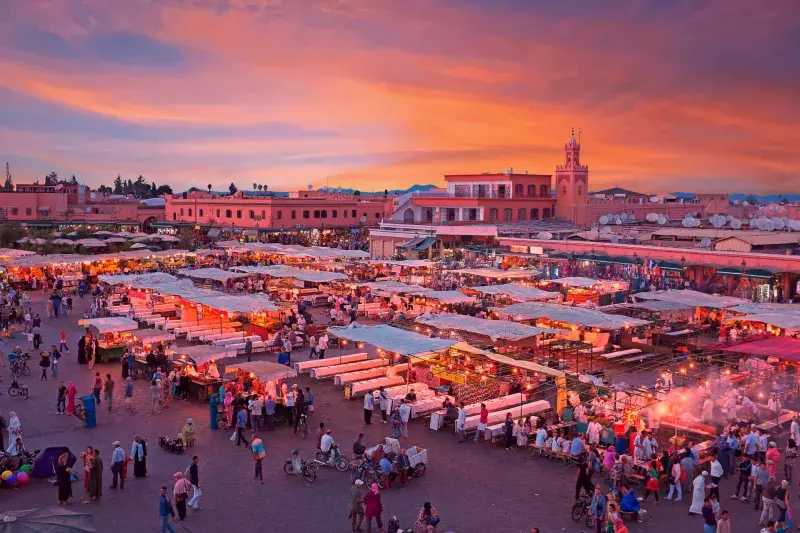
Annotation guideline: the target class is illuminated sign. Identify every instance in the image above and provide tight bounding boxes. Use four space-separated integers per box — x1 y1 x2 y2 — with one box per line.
431 365 467 384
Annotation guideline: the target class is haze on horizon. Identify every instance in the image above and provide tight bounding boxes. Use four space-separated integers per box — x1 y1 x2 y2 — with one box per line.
0 0 798 195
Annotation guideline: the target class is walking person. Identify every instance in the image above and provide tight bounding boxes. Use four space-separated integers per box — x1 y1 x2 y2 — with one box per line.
760 476 777 525
104 374 115 411
39 351 50 381
173 472 191 521
56 382 67 414
308 333 318 359
784 439 797 482
378 386 390 423
131 437 147 478
708 454 724 500
701 499 717 533
399 399 410 438
235 406 249 447
124 377 134 411
590 486 607 533
348 479 365 532
317 333 328 359
666 454 683 501
264 395 275 431
51 346 59 377
363 482 383 533
733 454 751 501
110 441 126 490
187 456 201 510
56 452 73 505
92 372 102 404
456 402 468 442
158 486 177 533
151 379 161 414
474 403 488 443
252 434 265 484
59 330 69 353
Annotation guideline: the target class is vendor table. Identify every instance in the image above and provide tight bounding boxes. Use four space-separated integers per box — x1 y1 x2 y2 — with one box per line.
97 344 126 363
186 377 222 402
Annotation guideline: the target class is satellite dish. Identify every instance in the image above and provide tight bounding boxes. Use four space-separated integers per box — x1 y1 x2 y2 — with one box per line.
307 184 313 191
620 213 628 221
599 215 609 225
649 196 659 203
628 214 636 221
610 235 619 243
360 215 367 223
536 231 553 240
657 215 667 225
700 237 712 248
601 226 612 234
84 207 91 214
616 218 622 225
730 219 742 229
765 220 775 231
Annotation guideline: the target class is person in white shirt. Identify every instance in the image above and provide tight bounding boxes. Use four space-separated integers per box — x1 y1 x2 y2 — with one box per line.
317 334 328 359
666 457 682 501
792 416 800 445
456 403 468 442
535 427 548 448
768 394 782 417
320 429 335 453
399 400 411 438
702 397 715 423
363 389 375 425
587 419 601 446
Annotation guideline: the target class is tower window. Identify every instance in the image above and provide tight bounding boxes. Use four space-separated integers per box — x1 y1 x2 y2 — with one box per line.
527 184 535 197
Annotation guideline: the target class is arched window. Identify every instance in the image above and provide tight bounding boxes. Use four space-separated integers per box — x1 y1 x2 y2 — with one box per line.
530 208 539 220
540 185 549 197
488 208 498 221
199 209 204 217
528 184 536 197
517 208 526 221
542 208 551 219
503 208 513 221
225 209 232 218
514 184 523 197
403 209 414 223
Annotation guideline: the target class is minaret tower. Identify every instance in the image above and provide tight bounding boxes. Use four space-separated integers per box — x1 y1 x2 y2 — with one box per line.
554 128 589 225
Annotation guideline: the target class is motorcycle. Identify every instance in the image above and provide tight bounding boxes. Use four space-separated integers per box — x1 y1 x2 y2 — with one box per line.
283 449 317 484
314 444 350 472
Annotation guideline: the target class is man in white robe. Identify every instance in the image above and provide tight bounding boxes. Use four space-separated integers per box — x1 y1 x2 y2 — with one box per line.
587 419 601 446
689 471 708 514
791 416 800 445
702 397 714 423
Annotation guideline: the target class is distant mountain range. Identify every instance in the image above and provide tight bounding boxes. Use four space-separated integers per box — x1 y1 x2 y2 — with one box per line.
318 184 439 196
672 192 800 203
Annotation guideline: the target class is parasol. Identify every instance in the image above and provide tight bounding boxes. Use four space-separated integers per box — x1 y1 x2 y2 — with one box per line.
0 507 96 532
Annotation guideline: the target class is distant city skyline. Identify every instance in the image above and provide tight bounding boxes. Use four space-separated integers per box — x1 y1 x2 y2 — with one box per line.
0 1 797 194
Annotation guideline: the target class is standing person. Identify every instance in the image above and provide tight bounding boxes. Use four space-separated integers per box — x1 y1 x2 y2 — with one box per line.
760 476 777 525
305 386 315 414
349 479 365 532
187 456 201 510
701 499 717 533
32 323 41 349
264 396 275 431
666 453 683 501
294 386 305 434
66 381 77 416
158 486 176 533
59 330 69 353
503 412 515 450
717 510 731 533
89 449 103 502
251 434 265 484
51 345 59 377
774 479 790 530
456 402 468 442
590 486 607 533
363 389 374 425
124 377 134 411
733 454 752 500
249 395 263 431
282 337 293 366
399 399 410 438
784 439 797 481
709 454 724 500
363 483 383 533
766 441 781 478
56 381 67 415
131 437 147 478
151 379 161 413
317 333 328 359
235 406 249 447
752 462 769 508
173 472 191 521
110 441 126 490
56 452 72 505
77 335 86 365
390 407 403 440
377 386 389 424
284 386 295 427
92 372 102 404
39 351 50 381
104 374 115 411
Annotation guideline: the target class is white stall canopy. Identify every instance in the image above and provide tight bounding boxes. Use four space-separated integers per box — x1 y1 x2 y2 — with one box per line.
450 268 539 279
491 302 649 330
327 324 456 356
78 317 140 334
633 289 749 309
466 283 559 302
415 313 555 341
226 360 298 381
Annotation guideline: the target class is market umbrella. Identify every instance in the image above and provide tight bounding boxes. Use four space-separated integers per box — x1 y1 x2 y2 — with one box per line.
0 507 96 532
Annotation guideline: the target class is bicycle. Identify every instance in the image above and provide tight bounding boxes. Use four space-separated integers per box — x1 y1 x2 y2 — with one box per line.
571 490 594 527
7 379 28 399
295 414 308 439
10 358 30 378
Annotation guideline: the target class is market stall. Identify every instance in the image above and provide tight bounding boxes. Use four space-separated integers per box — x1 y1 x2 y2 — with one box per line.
78 317 139 363
463 283 560 303
175 345 238 401
542 277 629 306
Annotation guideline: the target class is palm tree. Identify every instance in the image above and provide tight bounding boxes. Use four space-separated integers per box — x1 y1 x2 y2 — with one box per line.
257 185 263 191
207 184 212 193
262 184 268 192
252 182 257 190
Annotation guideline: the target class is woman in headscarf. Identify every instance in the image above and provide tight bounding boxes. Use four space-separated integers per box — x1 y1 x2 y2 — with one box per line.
77 334 86 365
363 482 383 532
88 448 102 502
179 418 195 446
689 471 708 515
65 381 77 416
224 391 234 427
8 411 21 439
413 501 440 533
80 446 95 501
56 452 72 505
130 437 147 478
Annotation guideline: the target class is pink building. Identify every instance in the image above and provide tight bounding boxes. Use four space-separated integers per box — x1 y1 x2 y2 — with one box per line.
164 189 392 231
0 183 164 230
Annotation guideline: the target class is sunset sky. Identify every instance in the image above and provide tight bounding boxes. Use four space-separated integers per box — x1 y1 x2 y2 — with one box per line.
0 0 798 194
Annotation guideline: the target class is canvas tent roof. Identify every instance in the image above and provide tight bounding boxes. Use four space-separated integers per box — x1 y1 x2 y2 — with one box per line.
128 328 174 344
225 361 297 382
491 302 649 329
466 283 559 302
78 317 139 334
231 265 348 282
450 267 539 279
726 313 800 331
327 324 456 355
415 313 552 341
633 289 749 309
177 268 250 283
362 281 431 295
176 344 238 366
418 291 476 304
720 337 800 362
366 259 439 268
546 276 600 288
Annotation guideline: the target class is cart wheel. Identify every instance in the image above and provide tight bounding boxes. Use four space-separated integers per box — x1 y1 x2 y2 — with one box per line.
315 451 326 463
302 465 317 484
413 463 426 477
8 386 19 396
21 364 30 377
283 462 295 475
198 389 207 403
335 457 350 472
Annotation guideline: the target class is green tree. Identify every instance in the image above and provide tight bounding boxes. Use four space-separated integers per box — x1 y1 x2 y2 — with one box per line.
113 175 123 194
44 172 59 185
155 185 173 196
354 190 361 196
151 182 157 196
60 207 75 224
97 185 112 194
0 223 24 246
228 183 238 195
69 174 78 184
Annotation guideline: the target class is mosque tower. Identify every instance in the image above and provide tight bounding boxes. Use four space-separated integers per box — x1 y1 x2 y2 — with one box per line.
554 128 589 226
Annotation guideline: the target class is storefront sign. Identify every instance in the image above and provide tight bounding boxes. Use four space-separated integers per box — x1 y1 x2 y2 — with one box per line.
431 365 467 384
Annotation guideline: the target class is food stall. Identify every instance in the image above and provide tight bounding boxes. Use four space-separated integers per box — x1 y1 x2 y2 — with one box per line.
462 283 560 304
176 345 238 402
78 317 140 363
224 361 299 422
542 277 629 306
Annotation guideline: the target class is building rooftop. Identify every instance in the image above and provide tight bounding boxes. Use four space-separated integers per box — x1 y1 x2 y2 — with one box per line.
589 187 648 197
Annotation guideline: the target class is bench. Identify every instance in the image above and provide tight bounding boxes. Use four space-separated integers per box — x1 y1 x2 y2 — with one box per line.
601 348 642 360
295 353 368 374
619 353 655 364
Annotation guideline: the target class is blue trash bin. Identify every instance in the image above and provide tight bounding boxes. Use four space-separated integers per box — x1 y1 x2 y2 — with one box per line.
615 436 628 455
80 395 97 428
